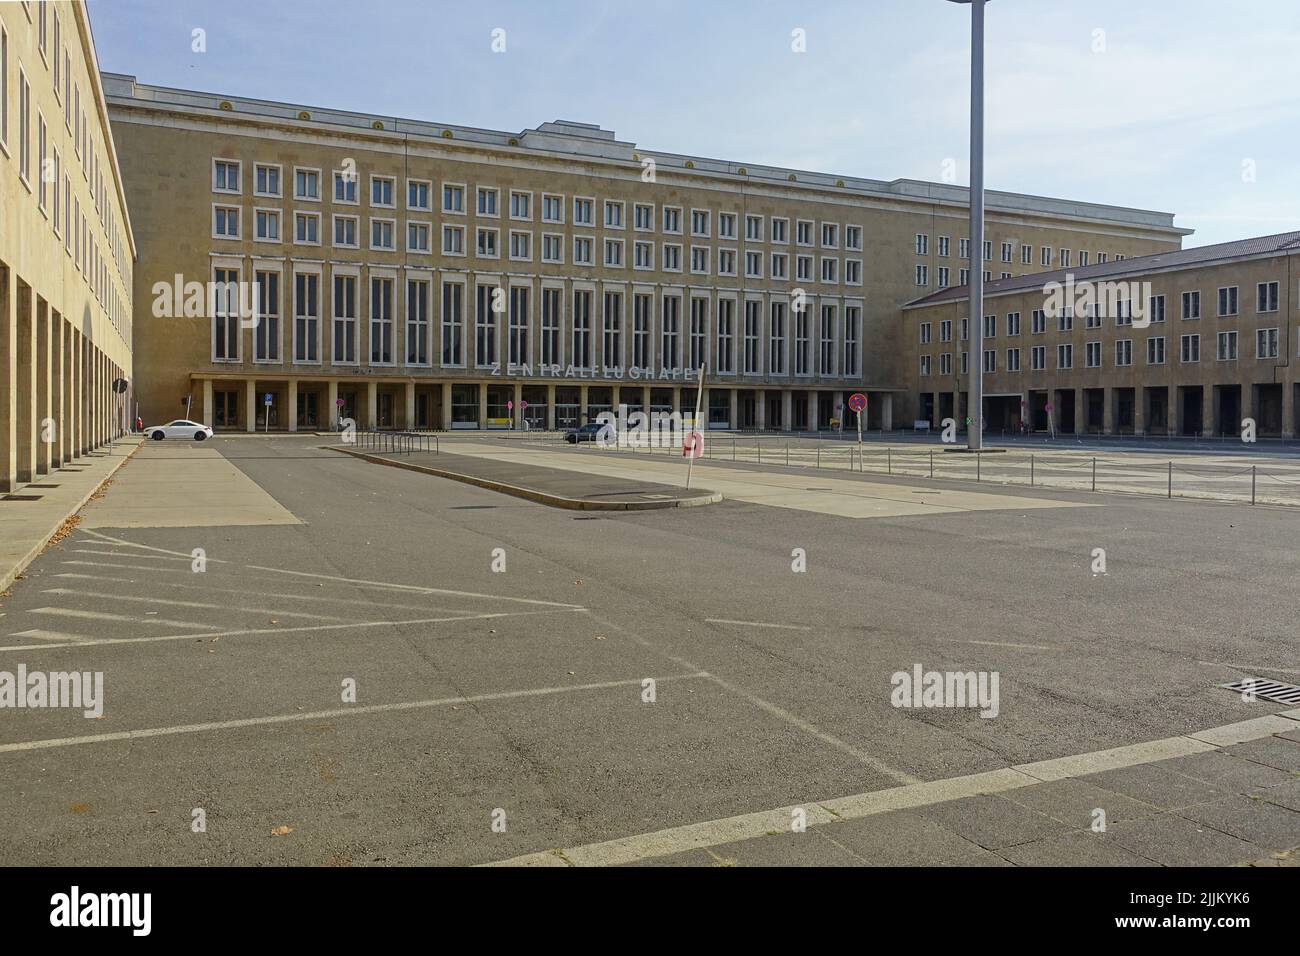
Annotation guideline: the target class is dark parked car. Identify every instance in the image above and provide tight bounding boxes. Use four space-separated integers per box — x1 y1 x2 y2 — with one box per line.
564 423 605 444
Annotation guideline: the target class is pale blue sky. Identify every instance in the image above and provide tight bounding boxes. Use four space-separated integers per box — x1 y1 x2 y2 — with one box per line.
89 0 1300 247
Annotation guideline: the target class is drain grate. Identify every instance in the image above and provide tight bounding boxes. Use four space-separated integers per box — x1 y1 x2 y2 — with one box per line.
1220 678 1300 706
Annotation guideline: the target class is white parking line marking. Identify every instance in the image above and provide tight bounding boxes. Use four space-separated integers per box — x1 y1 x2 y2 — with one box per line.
65 550 191 562
945 639 1061 651
486 710 1298 867
0 607 585 652
61 561 187 574
9 629 99 643
704 619 813 632
0 672 711 754
30 607 219 630
41 589 349 623
80 529 583 608
52 574 469 614
1197 660 1300 677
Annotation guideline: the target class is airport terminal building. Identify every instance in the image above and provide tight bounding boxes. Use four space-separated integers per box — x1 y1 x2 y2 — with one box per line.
906 232 1300 438
101 74 1187 433
0 2 135 491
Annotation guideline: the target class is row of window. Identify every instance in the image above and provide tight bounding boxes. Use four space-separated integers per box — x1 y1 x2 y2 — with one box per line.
211 205 866 282
1 5 131 341
914 234 1128 269
211 159 866 248
919 330 1284 377
209 267 862 378
917 283 1288 345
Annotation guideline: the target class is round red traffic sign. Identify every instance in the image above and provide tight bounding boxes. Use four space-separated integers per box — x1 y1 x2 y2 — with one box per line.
520 400 529 410
847 393 867 413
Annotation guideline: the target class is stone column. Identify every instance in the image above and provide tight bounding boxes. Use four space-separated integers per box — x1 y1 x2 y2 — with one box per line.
288 379 300 432
36 304 53 476
1102 387 1114 435
366 381 378 429
0 267 15 491
1282 382 1295 440
808 390 819 433
756 390 767 431
477 381 488 429
781 390 792 432
1074 387 1086 435
405 381 417 431
16 284 36 481
1134 388 1145 436
327 380 339 430
1202 385 1215 438
512 381 523 429
728 388 738 429
245 379 257 433
55 315 68 465
441 381 452 430
579 384 589 424
1240 382 1255 438
881 393 894 432
202 380 215 429
671 386 681 416
546 382 557 431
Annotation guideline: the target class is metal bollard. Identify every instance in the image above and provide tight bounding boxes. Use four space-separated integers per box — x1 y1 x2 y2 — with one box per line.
930 449 934 479
887 447 892 475
1252 465 1256 505
1167 461 1172 499
1092 457 1096 492
1030 454 1034 486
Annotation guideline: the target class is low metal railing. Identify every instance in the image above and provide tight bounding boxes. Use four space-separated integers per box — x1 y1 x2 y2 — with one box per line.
354 428 438 455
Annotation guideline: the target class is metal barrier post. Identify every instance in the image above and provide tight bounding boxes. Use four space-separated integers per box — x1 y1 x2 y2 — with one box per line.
977 452 981 482
1092 457 1096 492
1030 454 1034 486
786 442 789 466
817 445 821 469
930 449 934 479
757 440 761 464
1167 461 1172 499
1252 465 1256 505
887 447 892 475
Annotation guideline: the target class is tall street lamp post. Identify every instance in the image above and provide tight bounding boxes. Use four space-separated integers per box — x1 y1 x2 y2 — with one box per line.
949 0 988 451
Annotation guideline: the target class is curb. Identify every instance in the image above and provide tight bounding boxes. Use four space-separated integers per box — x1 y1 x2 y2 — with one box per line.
322 445 723 511
0 438 143 595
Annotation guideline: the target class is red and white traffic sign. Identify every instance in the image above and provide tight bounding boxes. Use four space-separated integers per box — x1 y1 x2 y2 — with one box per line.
507 400 514 411
682 431 704 459
520 400 529 410
848 393 868 414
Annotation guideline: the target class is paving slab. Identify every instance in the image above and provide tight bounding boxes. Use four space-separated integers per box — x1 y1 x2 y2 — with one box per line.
917 793 1069 850
1176 795 1300 852
997 829 1152 867
1081 763 1229 810
812 809 989 865
1000 778 1159 828
1258 779 1300 813
1156 750 1295 793
330 446 720 510
1104 813 1263 866
1224 736 1300 773
0 438 140 593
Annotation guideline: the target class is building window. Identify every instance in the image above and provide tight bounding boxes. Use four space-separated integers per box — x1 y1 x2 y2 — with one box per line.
661 295 680 371
295 212 321 245
1178 333 1198 363
604 238 624 268
542 194 563 223
475 284 498 368
255 208 280 241
772 218 789 244
369 276 394 365
443 183 465 213
843 306 860 377
714 298 734 374
633 240 654 270
1217 286 1238 317
690 246 709 275
1145 336 1165 365
334 170 358 203
573 197 594 226
915 264 928 286
407 221 431 253
602 291 622 370
442 225 465 256
1057 343 1073 369
254 270 280 362
1257 327 1279 358
633 293 651 369
213 159 240 193
634 203 654 231
1257 281 1280 313
572 236 593 265
476 227 498 258
1149 294 1166 323
407 179 431 211
818 304 836 376
294 272 320 363
1115 339 1133 366
1217 330 1238 361
477 187 499 217
772 253 789 280
294 168 320 200
18 69 30 184
541 233 563 264
254 163 281 197
541 287 562 366
572 289 593 369
822 223 839 248
509 190 531 220
509 230 531 261
212 267 240 360
333 215 358 248
332 273 358 365
508 286 529 367
405 279 430 366
690 208 710 237
820 257 838 283
746 215 764 243
604 200 624 229
718 248 736 277
1181 290 1201 320
746 252 763 279
213 205 240 238
797 255 813 281
689 298 708 371
1031 345 1045 370
769 301 786 375
1006 348 1020 372
440 281 464 366
796 220 813 246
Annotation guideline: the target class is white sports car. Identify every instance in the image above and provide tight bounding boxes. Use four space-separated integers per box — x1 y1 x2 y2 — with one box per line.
146 420 214 441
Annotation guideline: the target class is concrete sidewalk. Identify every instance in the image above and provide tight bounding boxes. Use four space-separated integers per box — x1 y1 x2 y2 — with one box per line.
0 436 141 594
327 445 722 510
